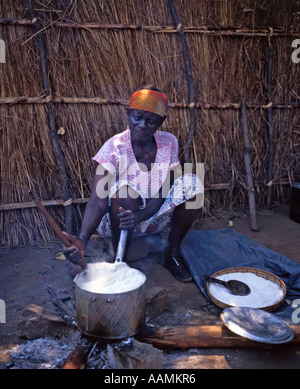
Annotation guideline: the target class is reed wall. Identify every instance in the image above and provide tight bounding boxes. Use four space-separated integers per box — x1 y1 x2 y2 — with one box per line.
0 0 299 245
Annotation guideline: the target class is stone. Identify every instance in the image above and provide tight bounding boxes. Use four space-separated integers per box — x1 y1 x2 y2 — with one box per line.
146 286 168 319
17 304 70 340
107 338 163 369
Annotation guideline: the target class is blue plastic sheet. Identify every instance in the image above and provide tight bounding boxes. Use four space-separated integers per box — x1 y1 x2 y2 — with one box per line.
180 229 300 323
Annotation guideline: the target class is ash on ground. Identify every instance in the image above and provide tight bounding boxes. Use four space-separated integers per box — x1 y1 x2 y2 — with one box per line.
8 332 81 369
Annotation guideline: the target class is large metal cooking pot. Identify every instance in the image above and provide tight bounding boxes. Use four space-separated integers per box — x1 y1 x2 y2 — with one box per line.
74 269 146 339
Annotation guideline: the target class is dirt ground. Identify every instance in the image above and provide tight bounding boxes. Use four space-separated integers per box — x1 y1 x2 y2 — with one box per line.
1 204 300 369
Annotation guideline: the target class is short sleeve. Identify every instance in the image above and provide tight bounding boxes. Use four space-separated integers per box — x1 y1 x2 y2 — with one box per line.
92 137 120 176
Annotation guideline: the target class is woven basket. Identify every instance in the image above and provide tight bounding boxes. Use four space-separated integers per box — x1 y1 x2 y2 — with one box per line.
206 267 286 312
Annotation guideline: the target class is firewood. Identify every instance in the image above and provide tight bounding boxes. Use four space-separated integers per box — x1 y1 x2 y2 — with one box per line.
61 339 94 369
137 324 300 349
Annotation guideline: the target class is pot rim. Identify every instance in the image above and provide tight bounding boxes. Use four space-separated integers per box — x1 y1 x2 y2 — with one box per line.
74 271 147 297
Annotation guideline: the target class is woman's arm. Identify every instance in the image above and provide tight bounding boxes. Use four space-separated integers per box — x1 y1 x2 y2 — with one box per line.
63 166 111 265
79 167 111 245
118 195 164 230
118 164 180 229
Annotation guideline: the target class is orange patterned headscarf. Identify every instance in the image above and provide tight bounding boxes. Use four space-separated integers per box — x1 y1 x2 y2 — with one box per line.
129 89 168 117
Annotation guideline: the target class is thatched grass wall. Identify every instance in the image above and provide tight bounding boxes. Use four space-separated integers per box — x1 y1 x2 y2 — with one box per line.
0 0 300 245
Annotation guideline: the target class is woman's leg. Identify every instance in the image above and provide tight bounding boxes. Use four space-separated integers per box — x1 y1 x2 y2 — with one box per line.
164 196 199 282
167 195 198 253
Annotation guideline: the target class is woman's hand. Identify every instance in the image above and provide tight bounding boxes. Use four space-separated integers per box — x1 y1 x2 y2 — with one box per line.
62 232 87 269
118 207 138 230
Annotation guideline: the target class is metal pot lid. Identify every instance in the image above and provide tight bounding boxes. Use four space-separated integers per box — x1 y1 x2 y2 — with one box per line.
220 307 294 344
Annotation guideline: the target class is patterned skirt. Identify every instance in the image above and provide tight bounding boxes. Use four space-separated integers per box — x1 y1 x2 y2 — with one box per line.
96 173 204 240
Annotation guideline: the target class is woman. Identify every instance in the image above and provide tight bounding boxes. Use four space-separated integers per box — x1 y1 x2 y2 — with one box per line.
63 85 204 282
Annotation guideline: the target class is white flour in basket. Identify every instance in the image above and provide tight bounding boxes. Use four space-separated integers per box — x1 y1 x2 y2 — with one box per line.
77 262 146 294
208 272 284 308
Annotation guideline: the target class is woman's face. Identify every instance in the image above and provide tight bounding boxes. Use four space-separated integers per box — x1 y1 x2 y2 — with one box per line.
127 109 165 144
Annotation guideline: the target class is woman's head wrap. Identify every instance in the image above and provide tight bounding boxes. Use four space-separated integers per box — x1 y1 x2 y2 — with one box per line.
129 89 168 117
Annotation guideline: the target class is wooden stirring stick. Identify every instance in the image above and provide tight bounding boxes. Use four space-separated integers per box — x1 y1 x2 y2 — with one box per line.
28 190 86 269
